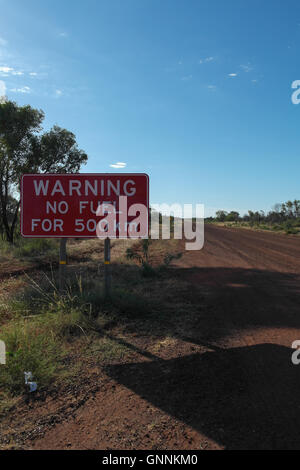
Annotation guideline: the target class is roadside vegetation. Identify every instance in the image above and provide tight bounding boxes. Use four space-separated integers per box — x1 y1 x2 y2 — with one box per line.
0 237 59 262
206 200 300 235
0 99 186 422
0 99 87 244
0 236 184 416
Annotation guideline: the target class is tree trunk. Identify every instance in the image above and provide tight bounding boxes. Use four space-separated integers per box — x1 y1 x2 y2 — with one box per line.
0 172 18 243
9 201 20 244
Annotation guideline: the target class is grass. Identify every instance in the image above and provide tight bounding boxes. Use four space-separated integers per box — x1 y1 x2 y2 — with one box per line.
16 239 58 258
126 238 183 278
215 220 300 235
0 271 103 402
86 336 132 361
0 279 100 400
0 238 58 262
0 316 61 395
0 237 185 417
0 270 154 402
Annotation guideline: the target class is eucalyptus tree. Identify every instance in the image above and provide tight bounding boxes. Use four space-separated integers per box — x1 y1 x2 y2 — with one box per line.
0 101 88 242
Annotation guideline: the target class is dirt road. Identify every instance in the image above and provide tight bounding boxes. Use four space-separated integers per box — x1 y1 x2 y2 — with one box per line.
24 225 300 449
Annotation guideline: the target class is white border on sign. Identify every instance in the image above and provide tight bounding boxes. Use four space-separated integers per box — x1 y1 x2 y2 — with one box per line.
20 173 149 239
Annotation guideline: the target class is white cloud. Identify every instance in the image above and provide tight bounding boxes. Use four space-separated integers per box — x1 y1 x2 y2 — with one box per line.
0 66 24 76
181 75 193 81
10 86 31 94
199 56 215 64
110 162 127 169
29 72 38 76
228 73 237 77
207 85 217 90
0 80 6 96
58 32 68 38
0 37 7 47
55 89 63 97
0 66 13 73
240 64 252 73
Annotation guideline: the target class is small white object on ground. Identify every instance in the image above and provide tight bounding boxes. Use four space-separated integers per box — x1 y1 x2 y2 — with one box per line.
24 371 33 384
28 382 38 392
24 371 38 392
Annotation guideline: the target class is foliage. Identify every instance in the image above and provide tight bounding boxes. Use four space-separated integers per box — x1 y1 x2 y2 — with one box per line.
16 239 58 258
0 317 61 394
213 200 300 234
0 101 88 243
126 239 155 276
0 237 58 264
0 273 103 396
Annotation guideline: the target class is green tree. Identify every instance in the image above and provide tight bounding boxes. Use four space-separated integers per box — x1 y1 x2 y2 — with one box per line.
226 211 240 222
0 101 88 243
0 193 18 239
215 210 228 222
281 203 287 218
286 200 294 218
293 200 300 218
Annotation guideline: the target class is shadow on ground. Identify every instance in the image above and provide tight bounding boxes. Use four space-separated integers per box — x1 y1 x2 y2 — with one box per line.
104 264 300 449
106 343 300 450
118 266 300 344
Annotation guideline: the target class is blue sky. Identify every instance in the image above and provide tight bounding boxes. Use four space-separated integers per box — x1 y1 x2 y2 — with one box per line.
0 0 300 216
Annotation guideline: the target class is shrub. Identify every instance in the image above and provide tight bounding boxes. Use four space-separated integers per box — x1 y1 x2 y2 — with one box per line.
126 239 151 265
163 252 182 267
17 239 58 258
285 227 298 235
109 288 152 318
0 317 60 394
0 304 97 396
0 269 154 399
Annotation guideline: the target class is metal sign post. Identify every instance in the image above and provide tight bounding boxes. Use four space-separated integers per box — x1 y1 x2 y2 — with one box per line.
104 238 111 297
59 238 67 293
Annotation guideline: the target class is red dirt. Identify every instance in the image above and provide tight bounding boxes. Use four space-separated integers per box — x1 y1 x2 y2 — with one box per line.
13 225 300 449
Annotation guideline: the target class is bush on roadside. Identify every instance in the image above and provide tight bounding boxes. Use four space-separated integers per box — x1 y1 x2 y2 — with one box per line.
0 238 58 262
0 317 61 394
109 288 153 318
0 273 107 397
285 227 298 235
0 265 156 400
16 239 58 258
